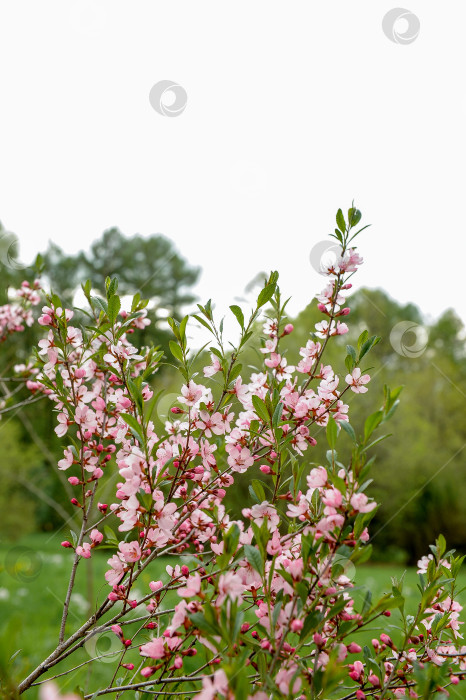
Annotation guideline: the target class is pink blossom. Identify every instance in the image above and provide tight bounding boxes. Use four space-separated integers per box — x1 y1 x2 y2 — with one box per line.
203 353 222 377
118 540 141 563
307 466 328 488
178 380 204 406
76 543 91 559
193 669 228 700
140 637 165 659
178 573 202 598
322 488 343 508
217 572 245 603
345 367 371 393
226 445 254 473
350 492 377 513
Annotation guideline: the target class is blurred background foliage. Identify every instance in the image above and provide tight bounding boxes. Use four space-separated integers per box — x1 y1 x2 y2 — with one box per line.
1 227 465 564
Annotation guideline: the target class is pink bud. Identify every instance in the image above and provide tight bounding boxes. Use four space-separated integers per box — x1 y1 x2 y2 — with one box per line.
284 323 294 334
174 656 183 669
313 633 325 646
380 633 393 647
291 619 303 633
124 639 132 646
74 368 86 378
347 642 362 654
149 580 163 592
240 623 250 633
98 503 108 513
181 565 189 577
90 529 103 544
122 663 134 671
451 676 460 685
260 465 272 474
108 592 119 601
356 692 366 700
371 638 379 649
92 468 104 479
61 541 72 548
170 407 184 414
368 674 380 687
68 476 80 485
341 307 350 315
140 667 154 678
111 625 123 637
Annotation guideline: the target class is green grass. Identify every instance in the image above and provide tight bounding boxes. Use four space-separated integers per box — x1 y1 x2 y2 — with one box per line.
1 535 466 698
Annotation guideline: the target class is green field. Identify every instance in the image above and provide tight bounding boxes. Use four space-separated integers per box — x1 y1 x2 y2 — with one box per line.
1 534 466 699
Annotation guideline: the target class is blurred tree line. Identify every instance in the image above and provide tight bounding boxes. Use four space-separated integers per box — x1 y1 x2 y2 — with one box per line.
1 224 465 563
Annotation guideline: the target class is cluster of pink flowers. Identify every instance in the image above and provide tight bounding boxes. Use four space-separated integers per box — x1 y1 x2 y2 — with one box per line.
0 279 41 343
13 209 466 699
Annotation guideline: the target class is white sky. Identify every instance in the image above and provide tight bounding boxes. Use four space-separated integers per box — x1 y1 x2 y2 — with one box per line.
1 1 465 344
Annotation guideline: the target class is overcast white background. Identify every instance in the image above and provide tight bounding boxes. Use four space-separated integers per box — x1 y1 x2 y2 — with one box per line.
1 1 465 342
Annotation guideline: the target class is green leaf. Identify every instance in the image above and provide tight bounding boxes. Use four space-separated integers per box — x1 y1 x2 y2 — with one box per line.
244 544 263 575
251 479 266 502
120 413 144 443
257 283 276 308
91 296 108 315
348 207 362 228
229 305 245 329
169 341 184 364
364 410 383 442
326 416 339 449
107 295 121 324
252 395 270 425
192 314 213 333
336 208 346 234
228 363 243 384
339 420 357 443
272 401 283 427
359 335 380 361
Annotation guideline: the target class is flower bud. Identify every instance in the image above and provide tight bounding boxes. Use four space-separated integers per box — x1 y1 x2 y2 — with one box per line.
61 541 72 548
